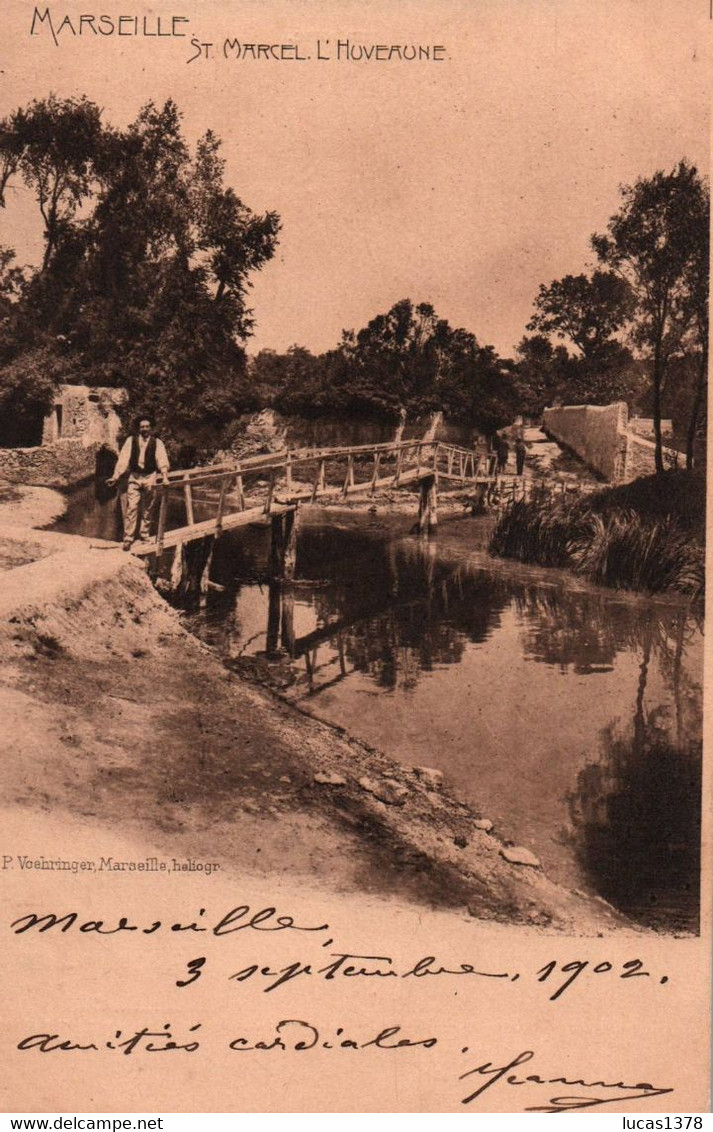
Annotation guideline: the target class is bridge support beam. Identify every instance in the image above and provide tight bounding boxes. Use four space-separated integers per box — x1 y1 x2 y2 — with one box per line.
417 474 438 535
168 534 216 600
269 507 299 580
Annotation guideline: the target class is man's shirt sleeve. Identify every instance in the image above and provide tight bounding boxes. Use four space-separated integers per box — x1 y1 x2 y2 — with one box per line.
113 438 132 478
155 440 170 474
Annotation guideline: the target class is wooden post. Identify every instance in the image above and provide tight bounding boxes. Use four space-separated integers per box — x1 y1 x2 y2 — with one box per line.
285 453 293 493
269 507 298 580
312 458 326 502
447 448 454 476
183 473 194 526
169 541 184 593
265 468 276 515
394 446 403 486
199 537 215 599
370 450 381 493
266 581 281 657
283 507 299 580
269 513 284 579
215 476 227 536
236 468 245 510
342 453 354 496
156 484 168 555
417 474 438 535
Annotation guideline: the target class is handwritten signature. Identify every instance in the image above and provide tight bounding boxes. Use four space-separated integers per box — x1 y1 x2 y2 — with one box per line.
459 1049 673 1113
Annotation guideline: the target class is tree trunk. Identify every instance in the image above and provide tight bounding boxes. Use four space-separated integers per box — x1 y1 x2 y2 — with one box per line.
686 346 707 472
652 341 665 475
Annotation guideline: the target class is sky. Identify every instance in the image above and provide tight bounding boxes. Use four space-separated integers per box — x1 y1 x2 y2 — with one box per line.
1 0 711 359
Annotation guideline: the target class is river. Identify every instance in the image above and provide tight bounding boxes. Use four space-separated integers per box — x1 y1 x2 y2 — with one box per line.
52 484 703 933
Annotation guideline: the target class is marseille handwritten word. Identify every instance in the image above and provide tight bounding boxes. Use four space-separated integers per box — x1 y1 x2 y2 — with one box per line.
9 903 329 937
30 7 191 46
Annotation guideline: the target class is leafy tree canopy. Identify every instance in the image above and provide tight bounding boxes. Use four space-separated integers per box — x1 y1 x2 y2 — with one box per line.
592 159 709 470
252 299 518 434
0 95 281 446
527 270 634 361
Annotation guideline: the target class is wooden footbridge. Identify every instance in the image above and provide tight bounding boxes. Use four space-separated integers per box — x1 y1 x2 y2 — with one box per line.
131 439 499 577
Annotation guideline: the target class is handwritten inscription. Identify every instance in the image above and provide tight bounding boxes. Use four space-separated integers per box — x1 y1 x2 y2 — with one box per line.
6 897 680 1111
10 903 329 937
458 1050 673 1113
7 903 670 1000
14 1025 674 1112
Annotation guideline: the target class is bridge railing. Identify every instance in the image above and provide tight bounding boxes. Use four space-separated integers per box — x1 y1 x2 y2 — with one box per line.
144 438 493 555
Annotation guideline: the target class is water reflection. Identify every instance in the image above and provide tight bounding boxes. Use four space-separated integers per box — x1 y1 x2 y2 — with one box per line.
185 516 702 932
570 722 701 933
569 620 702 932
51 486 703 932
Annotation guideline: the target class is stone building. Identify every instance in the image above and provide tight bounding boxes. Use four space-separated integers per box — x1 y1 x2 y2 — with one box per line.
0 384 125 487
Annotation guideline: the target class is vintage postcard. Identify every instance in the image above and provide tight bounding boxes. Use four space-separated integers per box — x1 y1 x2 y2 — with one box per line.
1 0 711 1116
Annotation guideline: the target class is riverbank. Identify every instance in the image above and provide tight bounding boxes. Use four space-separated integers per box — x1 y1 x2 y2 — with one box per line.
0 482 634 934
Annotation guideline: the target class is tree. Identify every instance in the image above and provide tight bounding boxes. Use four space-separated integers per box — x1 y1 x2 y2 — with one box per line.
0 95 104 272
514 334 574 413
527 270 633 362
592 161 709 472
330 299 516 429
0 348 62 446
0 97 281 447
680 210 709 470
525 270 639 407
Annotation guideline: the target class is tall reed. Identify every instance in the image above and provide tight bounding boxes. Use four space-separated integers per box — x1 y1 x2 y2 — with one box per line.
489 498 704 596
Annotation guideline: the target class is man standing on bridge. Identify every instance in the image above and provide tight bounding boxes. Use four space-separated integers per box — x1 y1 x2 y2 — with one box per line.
107 415 170 550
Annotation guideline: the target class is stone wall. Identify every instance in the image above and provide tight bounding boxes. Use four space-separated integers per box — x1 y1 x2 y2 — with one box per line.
623 433 679 480
543 401 681 483
0 439 99 486
628 417 673 439
542 402 629 481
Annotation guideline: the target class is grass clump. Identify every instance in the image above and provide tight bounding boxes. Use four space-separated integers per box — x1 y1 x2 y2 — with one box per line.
489 496 589 568
490 496 703 597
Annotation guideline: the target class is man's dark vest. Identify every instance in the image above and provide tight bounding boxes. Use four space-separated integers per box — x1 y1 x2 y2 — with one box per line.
129 435 158 475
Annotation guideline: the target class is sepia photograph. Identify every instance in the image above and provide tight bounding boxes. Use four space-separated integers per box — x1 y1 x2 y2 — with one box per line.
1 0 711 1115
